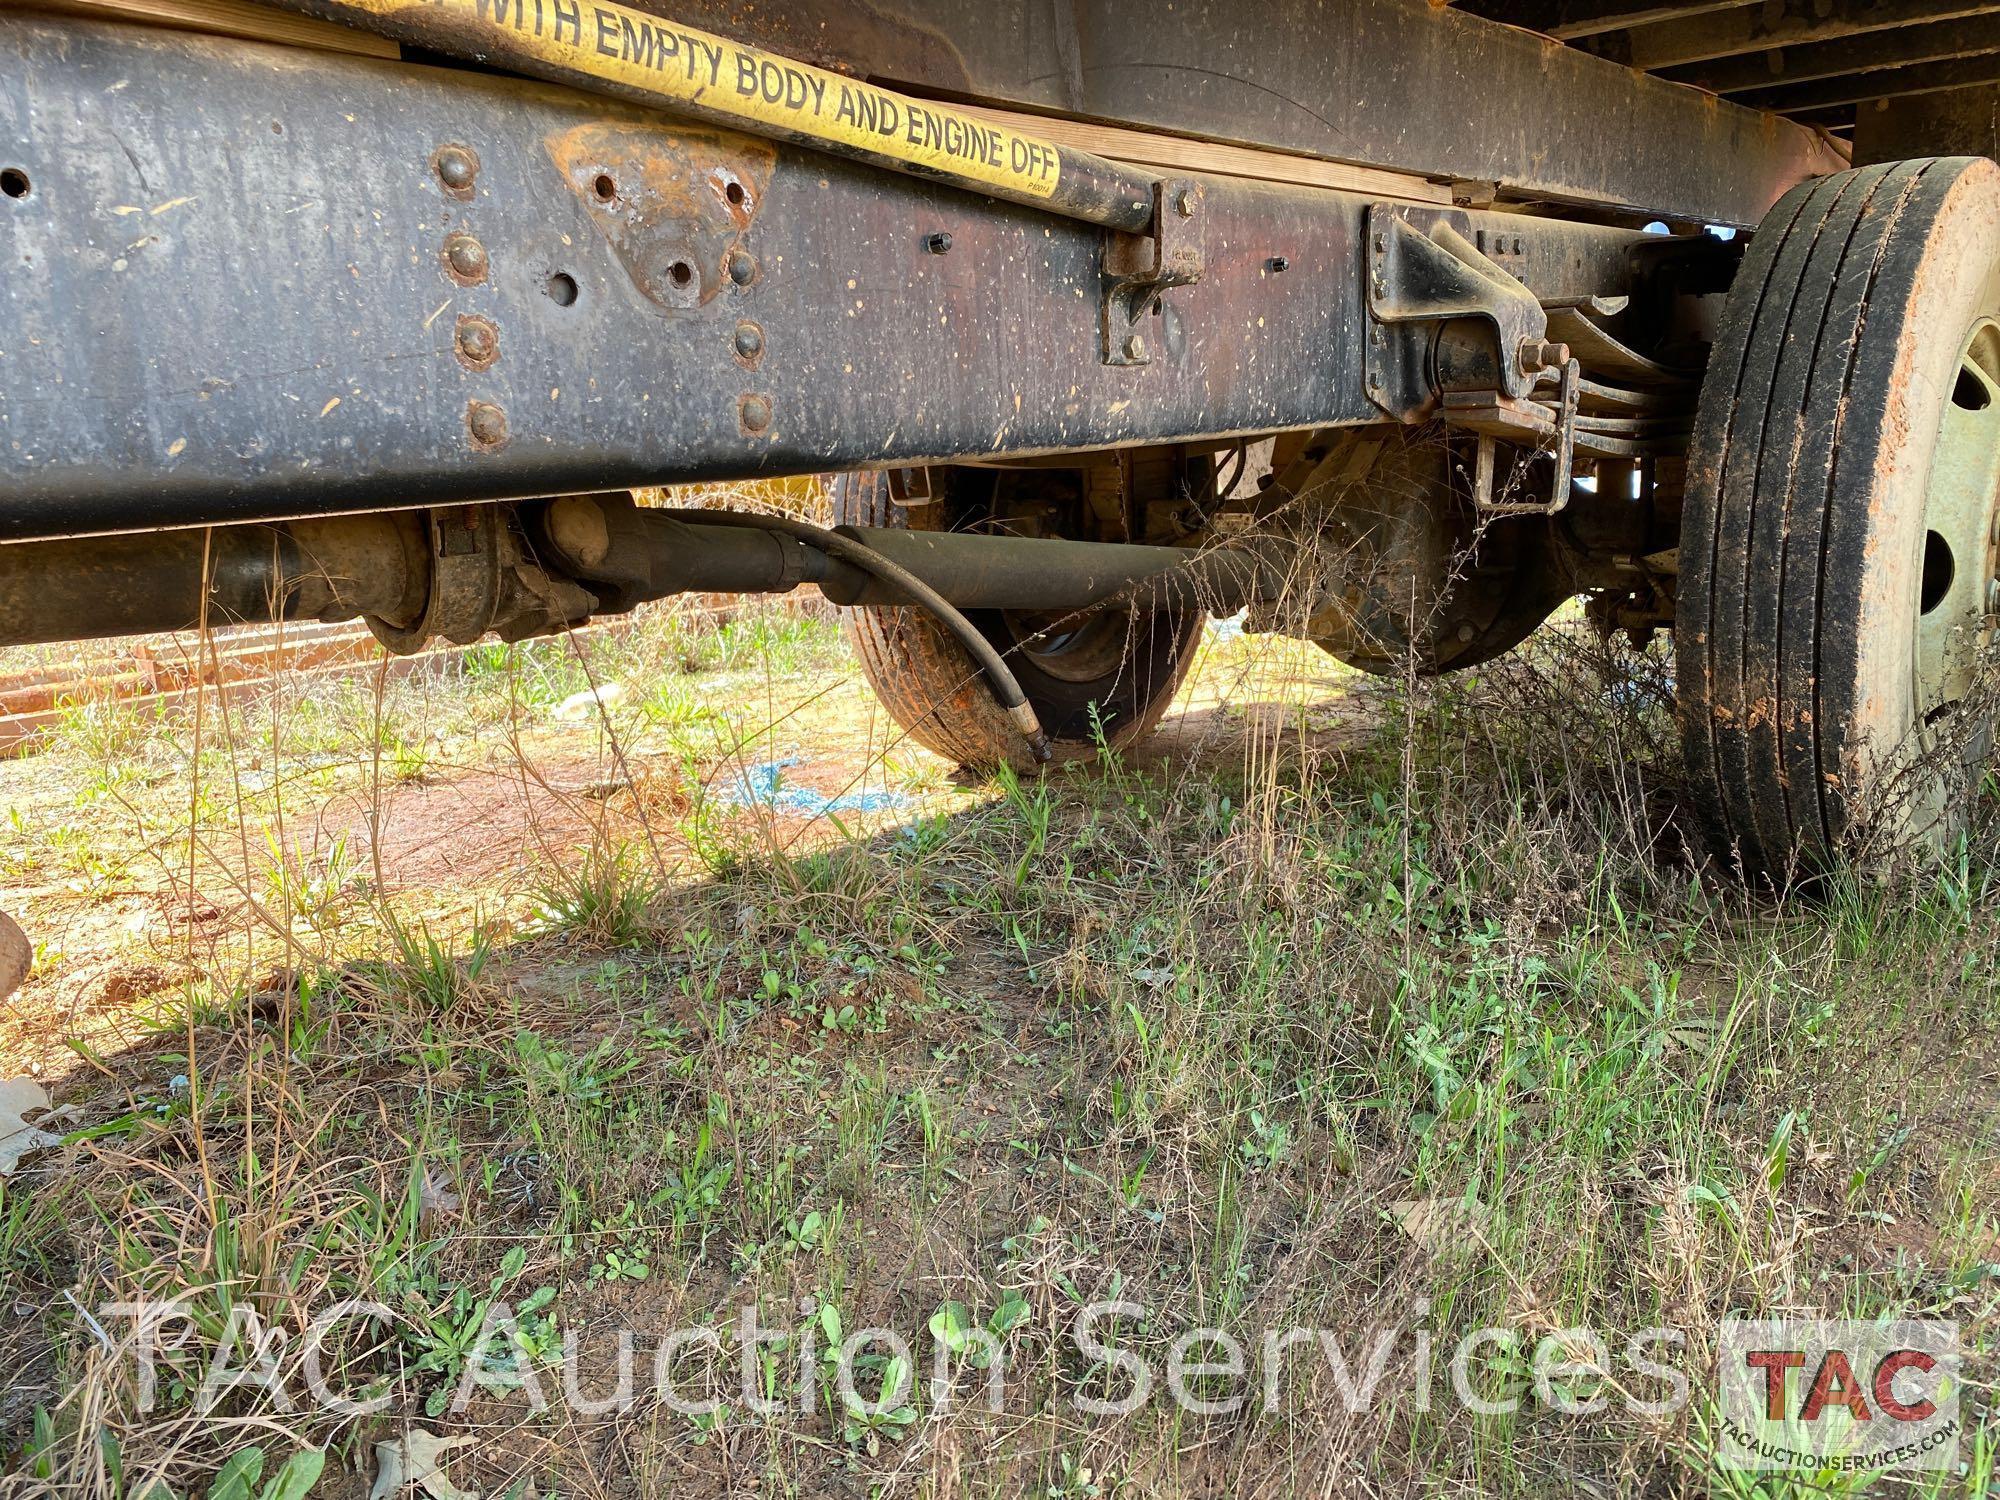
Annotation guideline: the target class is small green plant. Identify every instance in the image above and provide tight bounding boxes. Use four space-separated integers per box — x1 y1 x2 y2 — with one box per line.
686 1404 730 1446
383 917 491 1013
1237 1109 1291 1172
588 1201 653 1281
259 826 361 932
532 839 656 944
836 1346 918 1454
641 679 723 733
389 1245 557 1416
1847 1121 1914 1204
927 1290 1029 1370
1047 1453 1110 1500
782 1209 825 1254
206 1445 325 1500
594 1245 649 1281
993 762 1054 887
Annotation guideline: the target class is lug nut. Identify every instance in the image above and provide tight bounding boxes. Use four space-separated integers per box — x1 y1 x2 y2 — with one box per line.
444 233 488 284
434 145 478 194
466 401 507 448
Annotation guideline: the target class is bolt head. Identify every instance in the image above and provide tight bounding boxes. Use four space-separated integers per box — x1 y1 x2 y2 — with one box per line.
1518 337 1571 375
726 249 757 286
1122 332 1146 361
1173 187 1196 218
444 233 488 283
734 322 764 360
466 401 507 448
924 231 953 254
740 393 772 433
434 145 478 193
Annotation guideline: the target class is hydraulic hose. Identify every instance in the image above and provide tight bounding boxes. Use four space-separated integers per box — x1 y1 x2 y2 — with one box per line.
662 508 1054 762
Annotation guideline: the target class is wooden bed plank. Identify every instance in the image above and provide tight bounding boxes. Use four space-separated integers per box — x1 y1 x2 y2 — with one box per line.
25 0 400 59
953 102 1451 204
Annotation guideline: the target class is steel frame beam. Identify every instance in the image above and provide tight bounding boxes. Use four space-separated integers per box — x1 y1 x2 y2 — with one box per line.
610 0 1840 227
0 16 1669 542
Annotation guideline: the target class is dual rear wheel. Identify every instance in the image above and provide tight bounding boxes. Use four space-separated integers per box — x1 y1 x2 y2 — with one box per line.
1678 156 2000 874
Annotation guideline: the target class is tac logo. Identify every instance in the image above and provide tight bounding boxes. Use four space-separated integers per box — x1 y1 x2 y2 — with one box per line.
1717 1320 1961 1473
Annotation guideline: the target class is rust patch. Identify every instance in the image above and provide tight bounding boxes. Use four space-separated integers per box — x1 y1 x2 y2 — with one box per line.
545 121 776 314
707 163 758 227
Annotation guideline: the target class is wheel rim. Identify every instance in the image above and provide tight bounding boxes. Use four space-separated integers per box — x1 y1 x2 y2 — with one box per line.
1914 317 2000 724
999 607 1138 684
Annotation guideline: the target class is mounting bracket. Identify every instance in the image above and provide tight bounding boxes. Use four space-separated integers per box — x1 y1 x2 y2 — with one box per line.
1363 202 1548 418
1101 178 1206 366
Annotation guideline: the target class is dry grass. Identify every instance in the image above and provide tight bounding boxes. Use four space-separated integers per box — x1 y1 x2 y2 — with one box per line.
0 567 1996 1498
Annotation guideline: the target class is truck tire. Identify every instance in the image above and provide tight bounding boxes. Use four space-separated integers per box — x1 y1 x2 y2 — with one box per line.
0 910 27 1004
832 470 1205 769
1679 157 2000 876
